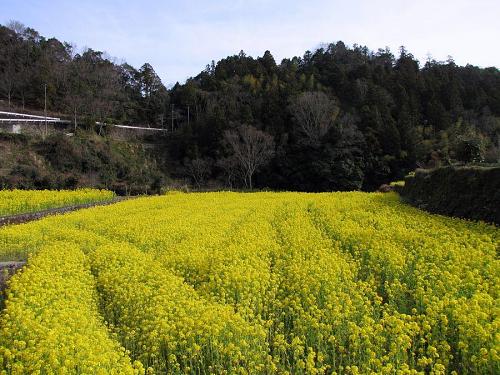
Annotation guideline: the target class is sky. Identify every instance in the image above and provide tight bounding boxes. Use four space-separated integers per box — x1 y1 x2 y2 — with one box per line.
1 0 499 86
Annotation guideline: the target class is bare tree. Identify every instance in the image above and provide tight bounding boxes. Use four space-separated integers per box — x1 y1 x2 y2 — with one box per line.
185 158 212 189
290 91 339 144
0 60 16 107
216 156 242 189
6 20 26 35
223 125 274 190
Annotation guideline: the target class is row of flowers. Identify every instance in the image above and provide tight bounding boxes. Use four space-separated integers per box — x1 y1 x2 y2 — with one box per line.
0 188 115 216
0 192 497 373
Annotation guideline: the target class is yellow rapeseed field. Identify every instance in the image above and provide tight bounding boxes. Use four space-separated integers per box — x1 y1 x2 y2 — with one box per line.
0 192 498 374
0 188 115 216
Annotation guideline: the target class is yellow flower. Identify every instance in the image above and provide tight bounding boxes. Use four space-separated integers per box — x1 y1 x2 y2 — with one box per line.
0 191 497 374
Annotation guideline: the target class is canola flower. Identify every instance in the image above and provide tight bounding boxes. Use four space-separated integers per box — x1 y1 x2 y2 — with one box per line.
0 188 115 216
0 192 498 374
0 243 141 374
91 243 269 374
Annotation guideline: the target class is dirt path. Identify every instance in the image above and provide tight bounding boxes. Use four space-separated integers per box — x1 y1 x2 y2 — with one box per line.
0 196 130 227
0 261 26 298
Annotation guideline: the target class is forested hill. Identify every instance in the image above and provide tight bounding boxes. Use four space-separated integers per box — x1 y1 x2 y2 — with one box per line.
1 21 499 191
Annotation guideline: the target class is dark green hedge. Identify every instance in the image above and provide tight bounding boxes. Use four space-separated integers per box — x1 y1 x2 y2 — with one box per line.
401 166 500 225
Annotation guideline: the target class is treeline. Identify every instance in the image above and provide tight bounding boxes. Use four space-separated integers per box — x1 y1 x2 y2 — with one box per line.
0 21 168 126
170 48 500 190
1 21 499 191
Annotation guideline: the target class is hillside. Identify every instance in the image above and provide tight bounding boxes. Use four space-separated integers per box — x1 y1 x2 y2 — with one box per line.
0 132 165 194
1 22 499 191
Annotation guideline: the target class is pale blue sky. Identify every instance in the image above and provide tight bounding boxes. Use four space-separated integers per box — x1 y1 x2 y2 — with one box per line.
1 0 498 86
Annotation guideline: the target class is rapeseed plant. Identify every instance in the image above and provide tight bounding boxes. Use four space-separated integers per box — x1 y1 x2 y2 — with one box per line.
0 192 497 374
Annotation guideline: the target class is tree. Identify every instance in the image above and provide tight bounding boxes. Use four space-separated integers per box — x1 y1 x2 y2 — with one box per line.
277 118 366 192
184 157 212 189
216 156 240 189
138 63 169 125
223 125 275 189
0 25 19 107
485 137 500 163
258 50 277 73
453 137 485 163
139 63 164 98
289 91 340 144
1 19 500 192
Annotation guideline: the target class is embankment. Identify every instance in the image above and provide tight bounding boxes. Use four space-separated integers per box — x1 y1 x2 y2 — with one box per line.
400 166 500 225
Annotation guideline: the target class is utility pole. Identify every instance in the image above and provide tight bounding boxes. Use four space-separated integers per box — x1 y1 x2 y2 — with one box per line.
44 84 47 138
74 107 77 132
171 104 174 132
187 105 190 127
